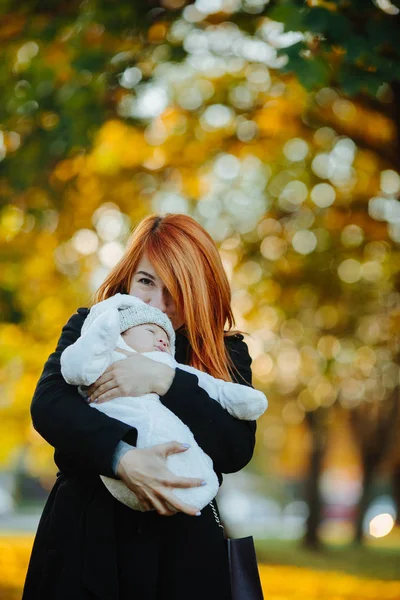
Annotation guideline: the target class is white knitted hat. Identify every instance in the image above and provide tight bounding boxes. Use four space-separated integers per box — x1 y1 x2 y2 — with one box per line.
118 303 175 355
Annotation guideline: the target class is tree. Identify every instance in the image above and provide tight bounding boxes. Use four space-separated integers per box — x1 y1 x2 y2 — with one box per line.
264 0 400 545
268 0 400 99
0 2 399 552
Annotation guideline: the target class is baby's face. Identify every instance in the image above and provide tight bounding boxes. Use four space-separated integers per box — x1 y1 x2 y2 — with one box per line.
122 323 171 355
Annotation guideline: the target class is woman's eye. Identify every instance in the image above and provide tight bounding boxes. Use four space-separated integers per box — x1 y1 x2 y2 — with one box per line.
139 278 153 286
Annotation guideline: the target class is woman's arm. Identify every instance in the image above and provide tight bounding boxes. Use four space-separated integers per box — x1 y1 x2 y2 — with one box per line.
30 309 138 477
176 361 267 420
160 335 258 475
31 309 212 516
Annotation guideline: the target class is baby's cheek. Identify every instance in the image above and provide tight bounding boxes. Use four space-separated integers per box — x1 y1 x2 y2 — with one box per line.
122 330 138 348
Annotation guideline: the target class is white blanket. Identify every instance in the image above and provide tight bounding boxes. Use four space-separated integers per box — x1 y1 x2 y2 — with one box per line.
61 294 267 511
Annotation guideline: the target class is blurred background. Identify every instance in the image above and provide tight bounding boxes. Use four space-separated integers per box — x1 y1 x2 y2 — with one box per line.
1 0 400 598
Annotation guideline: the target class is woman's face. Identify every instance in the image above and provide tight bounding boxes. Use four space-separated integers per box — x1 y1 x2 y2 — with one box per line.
129 254 184 330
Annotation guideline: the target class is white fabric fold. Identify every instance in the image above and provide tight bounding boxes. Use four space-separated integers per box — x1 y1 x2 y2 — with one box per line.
61 295 268 512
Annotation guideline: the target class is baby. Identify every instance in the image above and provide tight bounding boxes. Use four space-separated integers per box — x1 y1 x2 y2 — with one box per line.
61 293 267 512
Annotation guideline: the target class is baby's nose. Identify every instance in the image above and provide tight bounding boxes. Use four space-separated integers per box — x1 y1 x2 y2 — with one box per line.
158 337 168 346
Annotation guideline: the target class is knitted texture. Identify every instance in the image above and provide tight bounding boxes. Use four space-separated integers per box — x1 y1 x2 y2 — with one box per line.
119 304 175 355
81 293 176 355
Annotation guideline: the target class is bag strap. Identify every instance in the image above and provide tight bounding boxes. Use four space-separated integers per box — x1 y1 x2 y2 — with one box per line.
209 500 225 533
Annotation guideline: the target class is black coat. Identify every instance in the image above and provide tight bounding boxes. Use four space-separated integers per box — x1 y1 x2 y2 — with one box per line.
22 308 256 600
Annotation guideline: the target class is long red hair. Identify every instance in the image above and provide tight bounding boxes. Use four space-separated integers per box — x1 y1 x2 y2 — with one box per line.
93 213 238 381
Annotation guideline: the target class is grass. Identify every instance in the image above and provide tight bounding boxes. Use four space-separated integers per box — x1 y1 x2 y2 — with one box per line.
257 564 400 600
1 532 400 600
256 538 400 581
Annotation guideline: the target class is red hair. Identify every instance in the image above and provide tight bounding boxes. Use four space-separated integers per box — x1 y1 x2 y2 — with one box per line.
93 214 238 381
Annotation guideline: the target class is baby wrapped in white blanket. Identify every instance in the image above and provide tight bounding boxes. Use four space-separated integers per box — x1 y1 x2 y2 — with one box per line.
61 294 267 512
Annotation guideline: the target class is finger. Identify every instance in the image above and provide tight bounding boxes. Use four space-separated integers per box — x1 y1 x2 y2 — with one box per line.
146 492 176 517
158 441 191 457
165 501 178 514
140 499 152 512
90 379 115 400
123 483 154 513
88 376 114 397
87 371 114 396
167 476 207 489
122 478 175 515
94 388 122 404
141 487 178 516
161 491 201 516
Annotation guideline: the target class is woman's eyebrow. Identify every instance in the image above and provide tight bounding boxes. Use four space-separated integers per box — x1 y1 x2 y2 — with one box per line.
136 270 156 281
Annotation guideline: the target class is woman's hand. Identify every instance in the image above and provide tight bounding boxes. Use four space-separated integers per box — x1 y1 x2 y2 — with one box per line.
87 353 175 404
117 442 206 517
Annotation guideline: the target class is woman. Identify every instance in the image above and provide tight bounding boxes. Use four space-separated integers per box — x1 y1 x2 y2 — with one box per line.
23 213 257 600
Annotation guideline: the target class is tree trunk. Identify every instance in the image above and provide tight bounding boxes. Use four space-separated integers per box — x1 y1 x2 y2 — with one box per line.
392 466 400 526
350 388 399 544
303 410 328 549
354 457 376 544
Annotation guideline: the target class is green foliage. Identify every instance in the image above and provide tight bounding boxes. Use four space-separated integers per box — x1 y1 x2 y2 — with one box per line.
269 0 400 95
338 65 383 96
280 41 331 88
0 0 399 479
268 3 308 31
304 7 351 42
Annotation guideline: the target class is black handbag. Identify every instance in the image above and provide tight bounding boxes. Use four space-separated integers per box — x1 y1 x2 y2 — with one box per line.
209 501 264 600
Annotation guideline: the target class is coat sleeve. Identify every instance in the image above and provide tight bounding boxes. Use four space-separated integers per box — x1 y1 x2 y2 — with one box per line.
160 335 257 474
176 363 267 420
30 308 138 478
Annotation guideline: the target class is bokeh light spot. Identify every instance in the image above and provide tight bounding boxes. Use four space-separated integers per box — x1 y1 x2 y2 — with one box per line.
369 513 395 538
310 183 336 208
338 259 362 283
72 229 99 255
292 230 317 255
283 138 309 162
